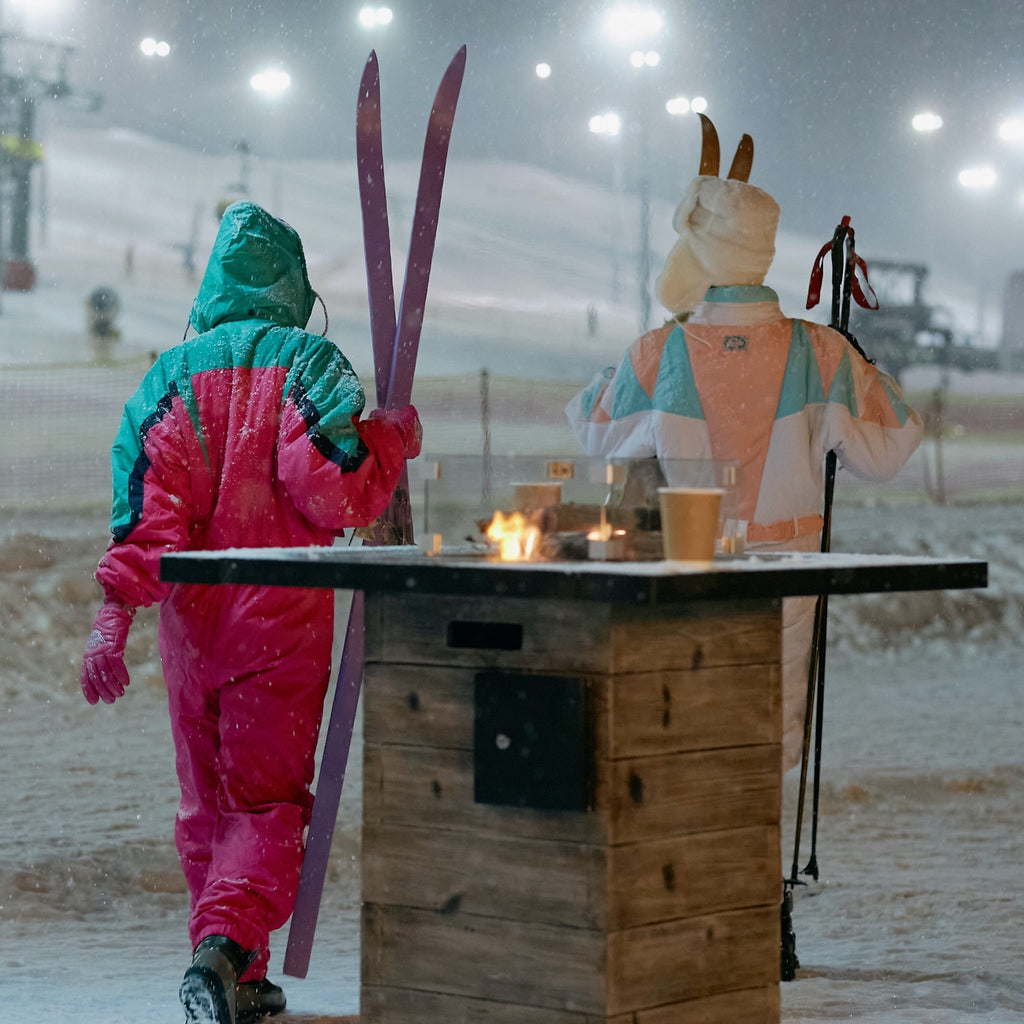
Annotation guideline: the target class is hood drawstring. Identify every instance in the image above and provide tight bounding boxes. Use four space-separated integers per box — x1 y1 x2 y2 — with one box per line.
315 292 329 336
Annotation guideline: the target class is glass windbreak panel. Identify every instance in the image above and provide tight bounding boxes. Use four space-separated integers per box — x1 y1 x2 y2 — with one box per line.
405 455 741 560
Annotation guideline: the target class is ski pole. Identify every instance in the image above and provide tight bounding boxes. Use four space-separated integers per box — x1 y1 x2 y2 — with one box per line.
803 220 851 880
784 218 878 980
805 217 879 878
783 220 850 981
789 219 850 891
793 217 879 878
783 224 848 978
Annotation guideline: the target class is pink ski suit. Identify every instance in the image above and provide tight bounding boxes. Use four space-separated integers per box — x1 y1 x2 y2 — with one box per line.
93 202 409 979
567 284 923 770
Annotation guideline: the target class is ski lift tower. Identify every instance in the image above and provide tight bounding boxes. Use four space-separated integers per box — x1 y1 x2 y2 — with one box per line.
0 32 101 292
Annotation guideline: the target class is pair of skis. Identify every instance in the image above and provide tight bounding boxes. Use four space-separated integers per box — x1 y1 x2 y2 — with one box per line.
283 45 466 979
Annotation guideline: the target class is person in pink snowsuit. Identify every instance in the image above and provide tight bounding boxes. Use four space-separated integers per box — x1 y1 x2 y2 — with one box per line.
79 201 421 1023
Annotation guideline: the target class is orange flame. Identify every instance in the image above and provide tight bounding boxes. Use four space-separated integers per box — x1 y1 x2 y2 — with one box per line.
485 510 541 561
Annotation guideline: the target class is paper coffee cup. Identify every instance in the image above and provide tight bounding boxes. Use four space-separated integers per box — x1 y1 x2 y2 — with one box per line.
657 487 723 565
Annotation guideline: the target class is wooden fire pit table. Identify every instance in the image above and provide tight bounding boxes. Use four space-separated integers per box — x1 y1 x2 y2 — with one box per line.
162 547 987 1024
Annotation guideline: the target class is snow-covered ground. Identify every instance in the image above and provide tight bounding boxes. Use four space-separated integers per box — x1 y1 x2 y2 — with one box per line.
2 123 1023 1022
4 504 1022 1023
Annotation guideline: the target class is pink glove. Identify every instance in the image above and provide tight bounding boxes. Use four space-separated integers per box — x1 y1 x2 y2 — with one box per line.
80 597 136 706
370 404 422 460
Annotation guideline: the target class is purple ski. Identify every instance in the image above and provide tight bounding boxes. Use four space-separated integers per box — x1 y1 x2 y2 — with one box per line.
387 45 467 409
357 50 397 408
381 44 466 541
284 45 466 979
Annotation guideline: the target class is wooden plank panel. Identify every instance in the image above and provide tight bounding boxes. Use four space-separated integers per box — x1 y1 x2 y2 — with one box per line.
362 903 778 1019
364 664 617 770
364 659 780 762
607 905 779 1013
364 742 779 846
608 664 781 758
361 822 779 933
609 985 779 1024
361 985 780 1024
364 593 616 673
364 663 613 764
361 985 607 1024
607 601 781 674
359 590 783 1024
363 663 474 750
362 903 606 1014
607 825 780 930
362 822 606 929
365 594 780 675
364 742 608 844
608 745 780 844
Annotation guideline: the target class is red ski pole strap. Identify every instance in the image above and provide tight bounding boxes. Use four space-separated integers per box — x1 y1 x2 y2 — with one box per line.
806 219 879 313
848 250 879 311
805 237 834 310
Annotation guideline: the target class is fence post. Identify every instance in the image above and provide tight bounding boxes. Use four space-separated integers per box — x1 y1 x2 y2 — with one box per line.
480 367 492 506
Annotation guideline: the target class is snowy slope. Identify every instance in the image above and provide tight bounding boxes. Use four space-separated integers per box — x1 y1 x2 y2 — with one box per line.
2 124 1023 1024
7 123 1001 378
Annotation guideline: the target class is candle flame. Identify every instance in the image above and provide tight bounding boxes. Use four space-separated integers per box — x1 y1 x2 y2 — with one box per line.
485 510 541 561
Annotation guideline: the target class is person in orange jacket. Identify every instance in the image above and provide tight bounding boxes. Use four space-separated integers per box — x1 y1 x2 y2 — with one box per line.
80 202 421 1023
568 118 922 771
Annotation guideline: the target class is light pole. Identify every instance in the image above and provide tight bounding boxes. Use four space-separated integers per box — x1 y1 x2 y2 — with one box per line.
996 114 1024 369
633 52 657 331
0 28 100 292
909 108 945 265
249 67 292 212
590 85 708 328
589 111 625 300
908 107 1024 365
531 58 557 168
956 162 999 350
602 4 664 331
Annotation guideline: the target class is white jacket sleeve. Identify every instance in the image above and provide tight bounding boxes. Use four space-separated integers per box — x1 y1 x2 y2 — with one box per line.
812 325 923 481
566 364 661 460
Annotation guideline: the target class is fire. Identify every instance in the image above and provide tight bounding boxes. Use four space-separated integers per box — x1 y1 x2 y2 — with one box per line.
485 509 541 561
586 508 624 543
587 515 627 560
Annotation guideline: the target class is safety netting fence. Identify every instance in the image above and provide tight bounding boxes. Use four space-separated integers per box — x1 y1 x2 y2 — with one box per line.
2 361 1020 516
0 364 583 515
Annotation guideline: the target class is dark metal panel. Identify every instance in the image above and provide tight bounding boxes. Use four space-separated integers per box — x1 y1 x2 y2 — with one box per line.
473 672 591 812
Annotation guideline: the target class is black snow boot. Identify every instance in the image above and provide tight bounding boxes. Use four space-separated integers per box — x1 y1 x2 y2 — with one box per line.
180 935 256 1024
235 978 287 1023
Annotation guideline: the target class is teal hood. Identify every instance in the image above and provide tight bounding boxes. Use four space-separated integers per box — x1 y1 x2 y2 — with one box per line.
189 201 316 334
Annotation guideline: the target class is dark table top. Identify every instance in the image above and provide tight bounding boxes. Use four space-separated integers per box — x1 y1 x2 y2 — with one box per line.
161 545 988 607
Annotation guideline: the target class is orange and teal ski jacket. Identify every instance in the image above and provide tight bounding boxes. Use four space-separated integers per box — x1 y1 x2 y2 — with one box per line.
567 285 922 544
96 202 406 608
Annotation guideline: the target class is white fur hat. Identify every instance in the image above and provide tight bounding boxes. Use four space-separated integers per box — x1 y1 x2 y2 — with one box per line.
656 123 781 316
